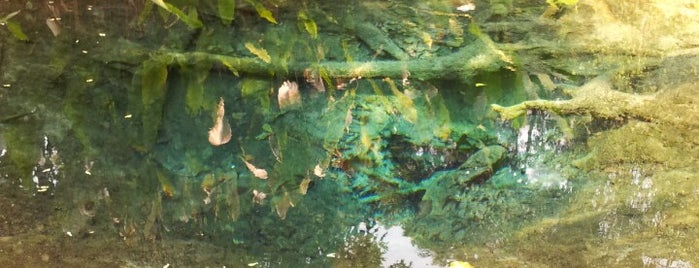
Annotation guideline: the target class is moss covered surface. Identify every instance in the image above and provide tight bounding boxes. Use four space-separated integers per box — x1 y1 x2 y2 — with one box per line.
1 0 699 267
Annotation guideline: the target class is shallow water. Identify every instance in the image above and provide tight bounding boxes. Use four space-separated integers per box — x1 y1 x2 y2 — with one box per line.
1 1 698 267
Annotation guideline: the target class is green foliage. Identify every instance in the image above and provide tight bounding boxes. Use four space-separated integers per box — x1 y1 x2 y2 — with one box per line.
217 0 236 25
5 21 28 41
151 0 203 29
244 42 271 63
133 55 173 149
1 10 28 41
240 78 271 114
246 0 277 24
182 59 212 115
298 10 318 39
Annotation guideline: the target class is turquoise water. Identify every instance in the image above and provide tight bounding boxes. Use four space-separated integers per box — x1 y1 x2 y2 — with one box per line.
2 1 698 267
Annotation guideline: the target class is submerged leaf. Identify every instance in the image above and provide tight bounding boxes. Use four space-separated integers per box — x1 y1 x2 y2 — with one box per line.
184 62 211 115
244 42 271 63
241 158 268 179
208 97 232 146
384 78 417 123
138 56 172 148
277 80 301 110
299 178 312 194
275 190 294 219
246 0 277 24
298 10 318 39
150 0 203 28
252 189 267 204
6 21 28 41
313 164 326 178
217 0 235 24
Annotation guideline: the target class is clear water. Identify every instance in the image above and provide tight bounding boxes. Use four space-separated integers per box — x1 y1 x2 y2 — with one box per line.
1 1 698 267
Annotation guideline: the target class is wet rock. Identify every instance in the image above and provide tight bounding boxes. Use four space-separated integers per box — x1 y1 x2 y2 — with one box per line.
457 145 507 185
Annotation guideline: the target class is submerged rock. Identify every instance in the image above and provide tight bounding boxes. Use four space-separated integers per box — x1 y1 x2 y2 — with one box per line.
457 145 507 184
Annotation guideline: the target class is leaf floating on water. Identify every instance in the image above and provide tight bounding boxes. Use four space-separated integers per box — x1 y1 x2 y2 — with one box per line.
244 42 271 63
241 158 268 179
208 97 232 146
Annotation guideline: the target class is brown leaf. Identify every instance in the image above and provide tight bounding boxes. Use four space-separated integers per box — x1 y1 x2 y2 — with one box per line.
275 191 295 220
252 189 267 204
277 81 301 110
299 178 312 194
208 97 232 146
242 159 268 179
313 164 326 178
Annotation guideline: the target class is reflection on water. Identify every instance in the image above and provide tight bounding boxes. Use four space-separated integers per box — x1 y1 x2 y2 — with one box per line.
2 0 699 267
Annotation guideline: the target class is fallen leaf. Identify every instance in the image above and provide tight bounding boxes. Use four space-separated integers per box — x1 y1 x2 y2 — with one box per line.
275 191 294 219
245 42 271 63
299 178 312 194
241 158 268 179
208 97 232 146
313 164 326 178
277 80 301 110
252 189 266 204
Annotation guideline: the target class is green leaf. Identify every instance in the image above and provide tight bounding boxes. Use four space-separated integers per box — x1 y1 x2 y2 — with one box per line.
244 42 271 63
150 0 203 29
262 123 273 133
217 0 235 24
298 10 318 39
137 56 172 148
246 0 277 24
240 78 271 113
1 11 28 41
184 61 212 115
6 21 28 41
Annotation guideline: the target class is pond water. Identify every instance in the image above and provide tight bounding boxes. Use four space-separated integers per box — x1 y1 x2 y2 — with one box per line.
1 0 698 267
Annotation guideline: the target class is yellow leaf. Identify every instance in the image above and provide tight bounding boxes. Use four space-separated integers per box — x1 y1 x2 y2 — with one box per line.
275 190 294 219
298 10 318 39
299 178 312 194
449 261 475 268
384 78 417 123
245 42 271 63
246 0 277 24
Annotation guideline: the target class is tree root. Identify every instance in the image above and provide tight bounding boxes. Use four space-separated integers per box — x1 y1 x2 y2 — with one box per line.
492 73 699 136
491 75 657 122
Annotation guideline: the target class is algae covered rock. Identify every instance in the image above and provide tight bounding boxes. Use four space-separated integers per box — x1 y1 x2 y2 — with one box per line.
457 145 507 184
